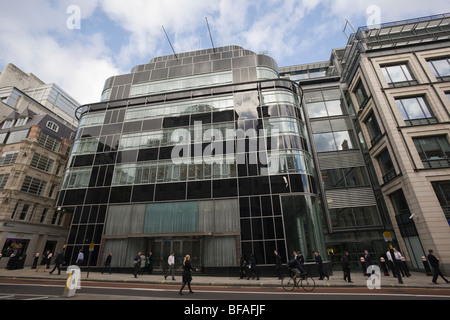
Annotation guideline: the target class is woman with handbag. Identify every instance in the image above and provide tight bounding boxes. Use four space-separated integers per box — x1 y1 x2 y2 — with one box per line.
179 255 198 295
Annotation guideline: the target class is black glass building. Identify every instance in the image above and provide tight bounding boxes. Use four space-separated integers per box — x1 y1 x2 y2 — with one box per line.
57 46 327 273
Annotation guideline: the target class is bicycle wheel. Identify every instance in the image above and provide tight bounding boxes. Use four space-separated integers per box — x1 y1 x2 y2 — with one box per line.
301 275 316 292
281 277 297 291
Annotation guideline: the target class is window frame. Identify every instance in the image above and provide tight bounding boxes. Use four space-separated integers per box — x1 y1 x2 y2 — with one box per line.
381 63 417 87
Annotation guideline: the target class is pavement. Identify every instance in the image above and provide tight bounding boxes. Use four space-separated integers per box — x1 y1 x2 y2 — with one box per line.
0 267 449 290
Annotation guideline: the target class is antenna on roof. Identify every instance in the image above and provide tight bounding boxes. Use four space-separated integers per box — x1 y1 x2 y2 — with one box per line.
162 25 179 60
205 17 216 53
343 19 356 39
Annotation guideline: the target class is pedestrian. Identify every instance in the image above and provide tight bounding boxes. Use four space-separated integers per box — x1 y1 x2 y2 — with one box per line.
46 251 53 270
239 255 247 279
314 251 329 280
49 251 64 275
179 254 198 295
139 252 146 275
76 249 84 267
164 252 176 280
427 249 449 284
393 248 408 277
364 249 373 271
35 250 51 272
247 253 260 280
147 251 153 274
341 251 352 283
102 252 112 274
295 251 305 266
386 250 397 277
274 250 283 280
133 252 142 278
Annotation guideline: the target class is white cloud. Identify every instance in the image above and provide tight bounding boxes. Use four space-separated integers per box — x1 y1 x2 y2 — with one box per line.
1 0 447 106
0 1 121 105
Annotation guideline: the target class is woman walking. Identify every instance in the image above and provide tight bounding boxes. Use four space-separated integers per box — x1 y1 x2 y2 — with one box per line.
179 255 198 295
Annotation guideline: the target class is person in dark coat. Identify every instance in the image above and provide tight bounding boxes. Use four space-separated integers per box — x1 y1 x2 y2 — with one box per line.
247 254 260 280
49 251 64 275
35 250 50 272
427 249 449 284
133 252 142 278
298 251 306 265
341 251 353 283
102 252 112 274
364 249 373 274
147 251 153 274
274 250 283 280
179 254 198 295
314 251 329 280
239 255 247 279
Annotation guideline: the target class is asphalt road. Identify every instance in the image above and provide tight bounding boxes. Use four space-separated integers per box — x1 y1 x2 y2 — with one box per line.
1 277 450 301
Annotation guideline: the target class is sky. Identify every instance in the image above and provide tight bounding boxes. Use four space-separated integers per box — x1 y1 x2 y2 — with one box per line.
0 0 448 106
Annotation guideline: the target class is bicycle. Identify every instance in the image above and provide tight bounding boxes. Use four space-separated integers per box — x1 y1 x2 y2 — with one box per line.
281 269 316 292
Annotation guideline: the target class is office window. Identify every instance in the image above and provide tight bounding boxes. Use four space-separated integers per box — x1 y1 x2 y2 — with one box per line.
381 64 416 87
364 112 382 145
6 130 29 144
15 117 29 127
0 174 10 188
377 148 396 183
321 167 369 189
431 181 450 224
314 131 355 152
354 81 369 109
0 151 19 166
62 168 92 189
413 135 450 168
30 153 55 173
312 118 356 152
46 121 59 132
304 89 346 118
395 96 436 125
21 176 47 196
428 57 450 80
38 133 61 152
19 204 30 220
2 119 15 129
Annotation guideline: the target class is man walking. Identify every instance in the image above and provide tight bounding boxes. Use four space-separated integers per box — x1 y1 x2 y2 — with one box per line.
427 249 449 284
49 251 64 275
164 252 176 280
314 251 329 280
274 250 283 280
133 252 142 278
76 249 84 267
341 251 352 283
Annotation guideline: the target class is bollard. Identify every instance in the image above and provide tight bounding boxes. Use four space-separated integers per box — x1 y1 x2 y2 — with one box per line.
380 257 390 276
360 257 367 276
421 256 433 276
401 257 411 277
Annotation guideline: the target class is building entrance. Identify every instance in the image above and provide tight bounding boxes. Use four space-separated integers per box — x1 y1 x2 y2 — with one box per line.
147 238 201 271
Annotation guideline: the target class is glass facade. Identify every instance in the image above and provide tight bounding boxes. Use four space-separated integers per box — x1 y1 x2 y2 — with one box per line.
290 79 389 270
58 46 326 272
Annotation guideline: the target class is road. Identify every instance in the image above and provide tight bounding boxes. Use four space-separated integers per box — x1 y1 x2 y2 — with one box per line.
1 277 450 301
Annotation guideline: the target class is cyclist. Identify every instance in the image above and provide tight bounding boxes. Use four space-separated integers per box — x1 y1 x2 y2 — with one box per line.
287 256 305 279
